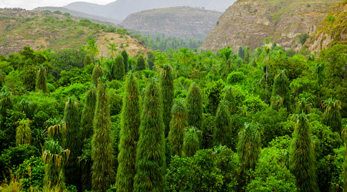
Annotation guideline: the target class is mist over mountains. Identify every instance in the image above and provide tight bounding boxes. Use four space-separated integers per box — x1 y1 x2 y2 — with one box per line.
64 0 236 21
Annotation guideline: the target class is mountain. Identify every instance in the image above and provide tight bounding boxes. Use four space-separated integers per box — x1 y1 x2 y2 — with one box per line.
64 0 236 21
34 7 120 25
304 1 347 53
200 0 340 52
0 9 149 57
121 7 222 40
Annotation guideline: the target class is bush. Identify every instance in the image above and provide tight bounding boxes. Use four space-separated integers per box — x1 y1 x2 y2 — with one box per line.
227 72 246 85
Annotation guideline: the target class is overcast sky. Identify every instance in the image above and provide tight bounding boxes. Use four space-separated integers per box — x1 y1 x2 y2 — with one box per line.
0 0 116 10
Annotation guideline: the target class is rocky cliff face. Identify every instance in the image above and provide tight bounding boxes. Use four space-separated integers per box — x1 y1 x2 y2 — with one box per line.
121 7 222 40
0 9 149 57
200 0 340 52
304 1 347 53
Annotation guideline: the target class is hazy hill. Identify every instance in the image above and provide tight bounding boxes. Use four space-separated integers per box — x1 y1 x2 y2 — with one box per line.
64 0 236 21
0 9 149 57
121 7 222 40
304 1 347 53
200 0 340 52
34 7 120 25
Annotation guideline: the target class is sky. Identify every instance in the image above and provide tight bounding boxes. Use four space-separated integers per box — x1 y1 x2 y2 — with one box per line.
0 0 116 10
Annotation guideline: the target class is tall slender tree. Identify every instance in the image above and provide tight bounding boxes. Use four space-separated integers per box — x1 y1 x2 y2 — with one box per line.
133 79 166 192
113 54 125 80
63 98 82 190
135 55 146 71
322 98 342 133
214 102 232 148
160 64 174 136
36 65 47 92
16 119 31 146
91 80 114 192
186 82 202 129
92 64 103 87
168 100 188 157
42 140 69 191
182 127 200 157
272 70 291 112
116 73 141 192
342 127 347 192
80 88 97 191
121 50 129 73
237 122 261 188
289 114 318 192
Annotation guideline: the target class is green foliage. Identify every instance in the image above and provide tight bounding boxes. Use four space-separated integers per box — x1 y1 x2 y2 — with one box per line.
15 119 31 146
36 66 47 92
91 64 103 87
272 70 291 112
91 80 114 192
183 127 200 157
237 122 261 188
322 98 342 133
289 114 319 192
135 55 146 71
63 98 82 190
168 100 188 157
246 147 297 191
81 88 97 141
166 147 239 191
214 102 232 148
121 50 129 73
227 71 246 85
134 79 165 192
238 46 245 59
116 73 140 192
206 80 225 115
186 82 202 128
113 54 125 80
15 156 45 191
160 64 174 136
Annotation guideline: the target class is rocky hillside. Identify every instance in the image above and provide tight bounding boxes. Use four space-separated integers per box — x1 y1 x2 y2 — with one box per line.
64 0 235 21
34 7 120 25
121 7 222 40
200 0 341 51
0 9 149 57
304 0 347 53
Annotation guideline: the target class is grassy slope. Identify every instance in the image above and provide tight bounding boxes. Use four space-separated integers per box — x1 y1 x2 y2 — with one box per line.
0 9 149 57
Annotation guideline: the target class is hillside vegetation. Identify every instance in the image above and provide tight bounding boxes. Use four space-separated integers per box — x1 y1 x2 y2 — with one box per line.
0 9 149 57
201 0 340 52
122 7 222 40
304 0 347 53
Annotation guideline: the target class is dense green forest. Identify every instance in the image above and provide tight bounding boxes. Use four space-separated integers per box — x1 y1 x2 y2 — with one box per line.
1 35 347 192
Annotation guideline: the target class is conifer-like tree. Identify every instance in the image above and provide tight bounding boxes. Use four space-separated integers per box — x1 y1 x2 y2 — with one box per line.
80 88 97 191
135 55 146 71
133 79 165 192
63 98 82 190
113 54 125 80
168 100 188 157
214 102 232 148
238 46 245 60
91 80 114 192
84 54 92 67
42 140 69 191
16 119 31 146
81 88 97 141
116 73 141 192
186 82 202 129
36 65 47 92
121 50 129 73
92 64 103 87
160 64 174 136
289 114 318 192
182 127 200 157
237 122 261 188
272 70 291 112
296 97 312 114
322 98 342 133
223 86 234 115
